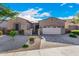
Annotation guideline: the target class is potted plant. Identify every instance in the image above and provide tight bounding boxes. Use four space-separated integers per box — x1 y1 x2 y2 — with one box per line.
29 37 35 44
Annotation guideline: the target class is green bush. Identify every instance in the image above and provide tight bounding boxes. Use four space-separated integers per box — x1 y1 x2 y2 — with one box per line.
69 33 77 38
8 30 17 37
22 44 29 48
71 30 79 35
0 31 3 36
8 30 17 40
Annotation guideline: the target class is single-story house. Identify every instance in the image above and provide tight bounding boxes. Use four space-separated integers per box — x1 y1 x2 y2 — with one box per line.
0 17 66 35
39 17 65 35
0 17 34 35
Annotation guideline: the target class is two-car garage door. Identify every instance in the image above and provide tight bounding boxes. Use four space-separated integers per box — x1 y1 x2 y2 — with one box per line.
42 28 65 34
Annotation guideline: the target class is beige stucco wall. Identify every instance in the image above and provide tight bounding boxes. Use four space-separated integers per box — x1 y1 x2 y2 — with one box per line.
7 17 32 35
24 29 32 35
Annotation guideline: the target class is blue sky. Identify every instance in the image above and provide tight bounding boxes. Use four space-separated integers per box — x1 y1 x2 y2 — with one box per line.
4 3 79 20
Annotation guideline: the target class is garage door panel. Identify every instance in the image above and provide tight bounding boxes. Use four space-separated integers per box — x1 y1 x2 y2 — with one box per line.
42 28 62 34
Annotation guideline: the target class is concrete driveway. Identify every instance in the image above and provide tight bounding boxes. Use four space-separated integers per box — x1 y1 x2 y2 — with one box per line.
43 34 79 45
0 35 28 52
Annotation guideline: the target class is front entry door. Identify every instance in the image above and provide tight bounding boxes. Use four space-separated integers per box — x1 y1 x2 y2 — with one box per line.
32 24 39 35
14 23 20 31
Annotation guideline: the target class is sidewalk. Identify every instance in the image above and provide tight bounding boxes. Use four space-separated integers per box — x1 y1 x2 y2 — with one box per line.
0 45 79 56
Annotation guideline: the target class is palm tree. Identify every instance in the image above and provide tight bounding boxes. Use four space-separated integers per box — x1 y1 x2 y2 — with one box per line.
0 4 18 21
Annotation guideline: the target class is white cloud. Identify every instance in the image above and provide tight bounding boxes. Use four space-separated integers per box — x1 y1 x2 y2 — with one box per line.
19 8 42 16
58 16 74 20
60 3 73 8
75 3 79 5
18 8 51 22
18 15 42 23
40 12 50 17
69 6 73 8
60 3 67 6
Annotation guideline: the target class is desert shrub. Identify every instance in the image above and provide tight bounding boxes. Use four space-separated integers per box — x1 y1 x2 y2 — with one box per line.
19 30 24 35
71 30 79 35
29 37 35 41
65 29 71 33
69 33 77 38
22 44 29 48
29 37 35 44
0 31 3 36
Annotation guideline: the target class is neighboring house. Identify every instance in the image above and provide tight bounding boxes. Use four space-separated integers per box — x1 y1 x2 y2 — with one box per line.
69 25 79 30
65 20 79 30
39 17 65 34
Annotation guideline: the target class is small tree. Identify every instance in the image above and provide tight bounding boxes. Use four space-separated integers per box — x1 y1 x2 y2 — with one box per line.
8 30 17 40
